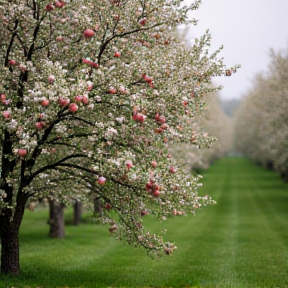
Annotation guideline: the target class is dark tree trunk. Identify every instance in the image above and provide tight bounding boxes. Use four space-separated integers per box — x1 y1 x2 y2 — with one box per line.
48 199 65 238
0 192 28 275
94 196 103 215
1 226 20 275
73 200 82 225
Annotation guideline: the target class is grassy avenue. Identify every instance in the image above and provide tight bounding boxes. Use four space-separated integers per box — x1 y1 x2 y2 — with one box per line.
1 157 288 288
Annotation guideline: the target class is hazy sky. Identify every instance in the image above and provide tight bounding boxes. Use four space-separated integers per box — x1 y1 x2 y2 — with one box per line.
182 0 288 100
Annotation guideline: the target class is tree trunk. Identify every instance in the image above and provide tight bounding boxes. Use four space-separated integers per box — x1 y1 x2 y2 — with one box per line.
48 199 65 238
1 227 20 275
94 196 103 215
73 200 82 225
0 192 28 275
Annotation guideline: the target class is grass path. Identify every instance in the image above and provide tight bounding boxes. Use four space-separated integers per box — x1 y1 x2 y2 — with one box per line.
2 157 288 287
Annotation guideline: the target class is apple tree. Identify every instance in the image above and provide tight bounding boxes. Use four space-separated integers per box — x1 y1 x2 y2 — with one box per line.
0 0 238 275
234 47 288 178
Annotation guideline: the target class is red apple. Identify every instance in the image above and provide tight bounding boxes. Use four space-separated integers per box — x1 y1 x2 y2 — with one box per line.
35 122 44 130
108 87 117 94
45 4 54 11
159 115 166 124
41 99 50 107
126 160 133 169
56 36 64 41
153 189 160 197
68 103 78 113
105 203 112 210
74 95 83 102
155 113 160 121
87 82 93 91
54 0 65 8
82 96 89 105
18 148 27 157
2 110 10 119
114 51 121 57
58 97 70 107
8 59 16 65
0 93 6 100
97 176 106 185
151 161 157 168
139 18 147 26
141 210 148 216
169 166 176 173
83 29 95 38
48 75 55 84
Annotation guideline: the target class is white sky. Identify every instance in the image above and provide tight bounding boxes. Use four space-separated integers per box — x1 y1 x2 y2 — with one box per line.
182 0 288 100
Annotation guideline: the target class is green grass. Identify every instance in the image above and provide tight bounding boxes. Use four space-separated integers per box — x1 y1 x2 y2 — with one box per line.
1 157 288 288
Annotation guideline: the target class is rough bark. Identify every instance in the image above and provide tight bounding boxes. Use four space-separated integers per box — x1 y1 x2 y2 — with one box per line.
0 193 28 275
73 200 82 225
48 199 65 238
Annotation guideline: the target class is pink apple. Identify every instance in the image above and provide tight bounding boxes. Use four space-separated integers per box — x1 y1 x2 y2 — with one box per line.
82 96 89 105
105 203 112 210
159 115 166 124
2 111 10 119
45 3 54 11
41 99 50 107
145 181 152 192
155 113 160 121
83 29 95 38
151 161 157 168
1 93 6 102
183 100 188 106
39 113 45 119
19 64 26 72
68 103 78 113
58 97 70 107
35 122 44 130
8 59 16 65
18 148 27 157
148 82 155 88
56 36 64 41
139 18 147 26
114 51 121 58
54 0 65 8
161 123 168 130
169 166 176 173
97 176 106 185
142 74 152 83
82 59 99 68
126 160 133 169
119 86 128 94
132 113 146 123
153 189 160 197
48 75 55 84
154 128 163 134
141 210 148 216
87 82 93 91
108 87 117 94
74 95 83 102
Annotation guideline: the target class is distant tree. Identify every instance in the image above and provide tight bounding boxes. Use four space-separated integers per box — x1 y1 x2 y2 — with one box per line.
0 0 238 275
234 47 288 178
220 98 241 118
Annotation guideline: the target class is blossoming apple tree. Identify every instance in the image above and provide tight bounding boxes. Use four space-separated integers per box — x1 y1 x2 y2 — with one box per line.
234 48 288 178
0 0 238 275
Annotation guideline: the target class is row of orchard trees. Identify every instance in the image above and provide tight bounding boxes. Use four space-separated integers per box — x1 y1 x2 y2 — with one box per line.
170 92 233 172
234 47 288 179
0 0 238 275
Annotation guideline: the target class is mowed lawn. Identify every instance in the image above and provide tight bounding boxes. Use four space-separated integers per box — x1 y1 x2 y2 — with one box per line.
2 157 288 288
